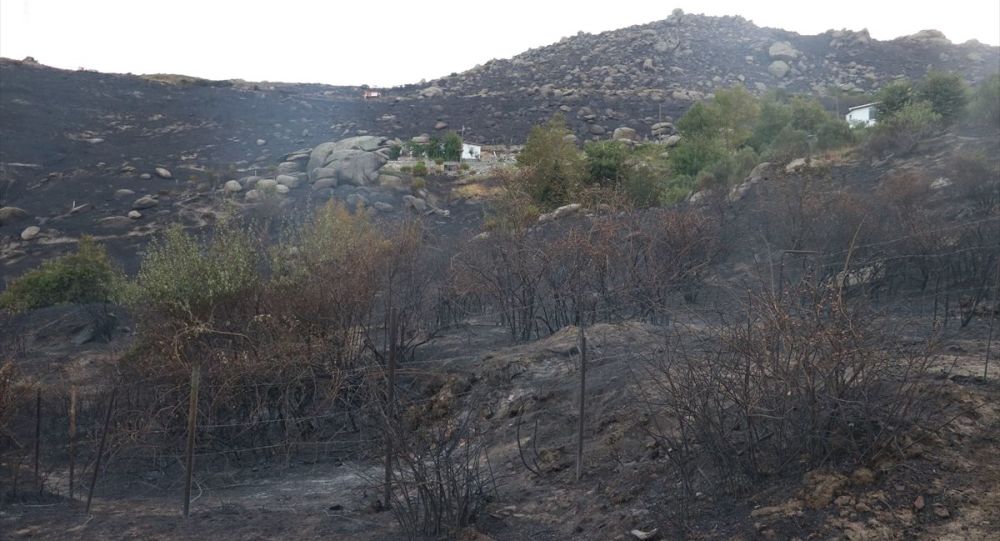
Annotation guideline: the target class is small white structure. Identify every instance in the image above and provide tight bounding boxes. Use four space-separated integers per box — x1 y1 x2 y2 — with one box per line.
362 89 381 99
461 143 482 160
846 103 878 127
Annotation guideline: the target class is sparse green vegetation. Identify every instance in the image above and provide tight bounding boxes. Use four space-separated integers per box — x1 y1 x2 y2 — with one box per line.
515 114 585 208
0 237 118 312
117 223 259 322
968 74 1000 128
412 161 428 177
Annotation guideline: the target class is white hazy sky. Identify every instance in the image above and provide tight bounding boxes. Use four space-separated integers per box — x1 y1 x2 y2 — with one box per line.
1 0 998 87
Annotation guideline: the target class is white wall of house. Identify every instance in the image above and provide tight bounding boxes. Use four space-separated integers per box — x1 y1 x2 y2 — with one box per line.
461 143 482 160
846 105 876 127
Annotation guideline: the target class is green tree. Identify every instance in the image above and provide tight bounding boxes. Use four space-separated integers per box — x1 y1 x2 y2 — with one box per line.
441 131 463 161
875 81 913 118
584 140 631 186
916 71 969 124
119 223 259 322
517 114 584 208
709 86 760 148
670 136 727 177
968 74 1000 128
0 237 118 312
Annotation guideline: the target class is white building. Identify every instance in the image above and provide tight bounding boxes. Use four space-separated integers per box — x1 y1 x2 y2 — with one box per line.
846 103 878 127
461 143 482 160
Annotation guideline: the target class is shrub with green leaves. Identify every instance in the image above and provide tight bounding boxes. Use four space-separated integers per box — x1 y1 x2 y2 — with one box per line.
876 81 913 119
584 140 631 187
412 161 428 177
915 71 969 124
516 114 584 208
0 237 117 312
867 100 942 156
968 74 1000 128
118 223 259 322
670 136 727 177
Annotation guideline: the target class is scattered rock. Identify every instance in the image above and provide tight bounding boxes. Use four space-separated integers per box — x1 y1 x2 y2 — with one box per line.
538 203 582 223
114 189 136 199
276 174 300 189
256 178 278 191
768 41 801 61
913 495 925 511
275 184 290 195
663 134 682 147
930 177 952 190
224 180 243 193
245 189 261 202
132 196 159 210
612 127 638 141
20 226 41 241
768 60 790 79
420 86 444 98
630 528 658 540
140 173 152 180
932 504 950 519
403 195 427 212
372 202 394 212
312 178 337 190
0 206 30 225
346 193 369 207
785 158 808 173
154 167 172 179
434 121 449 130
128 210 142 219
256 138 267 146
276 161 301 174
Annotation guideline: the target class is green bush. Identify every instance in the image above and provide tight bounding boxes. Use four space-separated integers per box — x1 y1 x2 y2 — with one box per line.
412 161 428 177
659 175 698 205
677 87 759 148
670 136 727 177
916 71 969 124
765 125 811 161
584 140 631 187
750 96 794 152
388 145 402 160
867 101 942 156
516 114 584 208
876 81 913 119
118 223 259 321
0 237 117 312
968 74 1000 128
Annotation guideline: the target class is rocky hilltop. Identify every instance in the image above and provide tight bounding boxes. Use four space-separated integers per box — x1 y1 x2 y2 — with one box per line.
404 9 998 140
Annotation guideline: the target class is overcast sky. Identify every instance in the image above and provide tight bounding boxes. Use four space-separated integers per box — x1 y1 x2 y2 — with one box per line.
1 0 998 87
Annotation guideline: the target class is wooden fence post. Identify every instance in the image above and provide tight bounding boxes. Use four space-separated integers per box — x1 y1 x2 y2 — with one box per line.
86 386 116 514
69 386 77 502
183 362 201 518
383 308 398 509
576 317 587 482
34 388 41 496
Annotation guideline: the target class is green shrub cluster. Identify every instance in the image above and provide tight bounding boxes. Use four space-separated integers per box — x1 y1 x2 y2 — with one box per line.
117 223 259 322
968 74 1000 129
876 71 969 125
407 131 463 161
510 88 856 212
412 161 428 177
0 237 118 312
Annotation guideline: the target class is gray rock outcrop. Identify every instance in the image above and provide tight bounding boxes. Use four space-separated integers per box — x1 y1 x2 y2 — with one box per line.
306 136 391 187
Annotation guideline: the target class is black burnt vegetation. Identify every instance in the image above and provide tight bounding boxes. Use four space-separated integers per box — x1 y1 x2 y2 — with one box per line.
1 68 999 539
